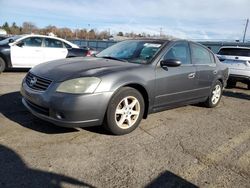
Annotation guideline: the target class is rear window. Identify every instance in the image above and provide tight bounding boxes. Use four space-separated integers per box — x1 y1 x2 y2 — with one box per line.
44 38 63 48
218 48 250 57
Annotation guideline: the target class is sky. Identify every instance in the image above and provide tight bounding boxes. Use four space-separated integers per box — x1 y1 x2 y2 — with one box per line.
0 0 250 41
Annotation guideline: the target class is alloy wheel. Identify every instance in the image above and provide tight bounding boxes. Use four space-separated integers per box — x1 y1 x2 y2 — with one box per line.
211 84 221 105
115 96 140 129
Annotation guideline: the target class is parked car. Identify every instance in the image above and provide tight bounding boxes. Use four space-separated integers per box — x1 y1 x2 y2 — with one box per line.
21 39 228 135
82 47 99 56
217 46 250 89
0 34 89 73
0 35 9 41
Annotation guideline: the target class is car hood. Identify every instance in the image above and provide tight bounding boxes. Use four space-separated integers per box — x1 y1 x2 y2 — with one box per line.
30 57 141 82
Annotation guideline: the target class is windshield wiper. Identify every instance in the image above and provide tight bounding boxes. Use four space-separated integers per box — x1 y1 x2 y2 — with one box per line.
99 56 128 62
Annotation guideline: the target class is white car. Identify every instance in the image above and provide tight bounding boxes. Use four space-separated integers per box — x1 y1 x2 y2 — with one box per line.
0 34 89 73
217 46 250 89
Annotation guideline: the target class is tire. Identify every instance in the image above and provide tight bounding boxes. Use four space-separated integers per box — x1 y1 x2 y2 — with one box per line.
104 87 145 135
204 80 223 108
0 57 6 73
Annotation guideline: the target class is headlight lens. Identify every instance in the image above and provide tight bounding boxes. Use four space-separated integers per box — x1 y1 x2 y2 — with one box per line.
56 77 101 94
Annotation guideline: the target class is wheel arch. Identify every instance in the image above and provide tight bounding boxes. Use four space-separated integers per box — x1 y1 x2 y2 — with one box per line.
215 75 225 88
121 83 149 119
0 53 8 68
0 52 12 69
218 78 223 86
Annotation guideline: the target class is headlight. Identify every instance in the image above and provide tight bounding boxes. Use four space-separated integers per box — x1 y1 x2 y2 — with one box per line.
56 77 101 94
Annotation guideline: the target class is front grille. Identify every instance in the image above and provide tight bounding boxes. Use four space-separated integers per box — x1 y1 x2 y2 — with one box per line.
26 72 52 91
25 99 49 116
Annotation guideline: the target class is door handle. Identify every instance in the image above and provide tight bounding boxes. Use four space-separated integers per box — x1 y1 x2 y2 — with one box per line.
188 73 196 79
213 70 218 74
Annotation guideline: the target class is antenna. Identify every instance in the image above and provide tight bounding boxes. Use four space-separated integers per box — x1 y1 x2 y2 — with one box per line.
243 18 249 43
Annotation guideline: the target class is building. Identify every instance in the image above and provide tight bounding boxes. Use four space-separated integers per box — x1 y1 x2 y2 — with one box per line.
0 29 7 35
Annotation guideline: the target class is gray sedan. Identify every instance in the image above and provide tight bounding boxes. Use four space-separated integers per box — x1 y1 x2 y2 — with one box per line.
21 39 228 135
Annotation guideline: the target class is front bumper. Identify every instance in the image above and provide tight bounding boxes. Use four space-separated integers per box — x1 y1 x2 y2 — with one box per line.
21 81 113 128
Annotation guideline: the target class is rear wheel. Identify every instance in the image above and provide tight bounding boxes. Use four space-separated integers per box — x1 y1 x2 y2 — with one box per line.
0 57 6 73
104 87 145 135
204 80 222 108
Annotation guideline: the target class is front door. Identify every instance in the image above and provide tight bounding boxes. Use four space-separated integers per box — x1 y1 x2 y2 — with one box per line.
11 37 43 68
154 41 197 108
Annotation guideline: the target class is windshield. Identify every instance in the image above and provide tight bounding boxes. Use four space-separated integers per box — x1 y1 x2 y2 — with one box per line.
96 40 164 64
218 48 250 57
0 35 22 45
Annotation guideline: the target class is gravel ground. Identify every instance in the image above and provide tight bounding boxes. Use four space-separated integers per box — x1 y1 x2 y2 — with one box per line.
0 72 249 188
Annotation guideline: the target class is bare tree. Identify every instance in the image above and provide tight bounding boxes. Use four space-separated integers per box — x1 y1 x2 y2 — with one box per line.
22 22 37 34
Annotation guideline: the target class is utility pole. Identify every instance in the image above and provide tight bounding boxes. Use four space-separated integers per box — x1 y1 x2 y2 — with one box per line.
75 28 78 39
108 28 111 37
243 18 249 43
87 24 90 40
160 27 162 37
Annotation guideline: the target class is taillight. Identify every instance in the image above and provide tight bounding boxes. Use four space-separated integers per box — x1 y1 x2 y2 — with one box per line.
86 51 92 56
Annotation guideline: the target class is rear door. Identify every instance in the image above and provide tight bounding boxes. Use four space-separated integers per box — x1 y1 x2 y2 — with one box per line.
11 37 43 67
190 43 217 97
43 38 68 62
154 41 197 108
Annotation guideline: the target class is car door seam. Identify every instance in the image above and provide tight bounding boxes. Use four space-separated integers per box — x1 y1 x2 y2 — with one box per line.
155 86 210 99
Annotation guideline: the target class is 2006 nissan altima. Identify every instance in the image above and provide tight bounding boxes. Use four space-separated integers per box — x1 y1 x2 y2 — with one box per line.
21 39 228 135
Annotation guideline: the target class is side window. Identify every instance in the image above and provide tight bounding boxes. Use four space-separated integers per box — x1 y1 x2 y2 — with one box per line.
44 38 63 48
191 43 213 64
64 42 72 49
163 42 191 64
21 37 42 47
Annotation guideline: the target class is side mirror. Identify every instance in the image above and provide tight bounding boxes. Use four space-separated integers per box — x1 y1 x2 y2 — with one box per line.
160 59 181 68
16 41 24 47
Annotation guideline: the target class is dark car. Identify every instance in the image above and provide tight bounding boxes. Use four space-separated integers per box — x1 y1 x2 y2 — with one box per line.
0 34 89 73
0 35 9 41
21 39 228 135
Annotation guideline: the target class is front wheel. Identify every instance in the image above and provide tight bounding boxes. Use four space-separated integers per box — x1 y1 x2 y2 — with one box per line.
104 87 145 135
204 81 222 108
0 57 6 73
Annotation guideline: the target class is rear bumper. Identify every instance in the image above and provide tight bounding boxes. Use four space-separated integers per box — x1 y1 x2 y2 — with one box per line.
228 67 250 83
229 74 250 83
229 68 250 78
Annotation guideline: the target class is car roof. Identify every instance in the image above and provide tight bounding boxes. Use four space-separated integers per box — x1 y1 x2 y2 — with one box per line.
14 34 79 48
20 34 71 42
123 38 170 43
122 38 196 46
21 34 63 40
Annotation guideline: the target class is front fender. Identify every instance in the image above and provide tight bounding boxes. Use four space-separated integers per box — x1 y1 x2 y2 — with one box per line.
95 68 154 96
